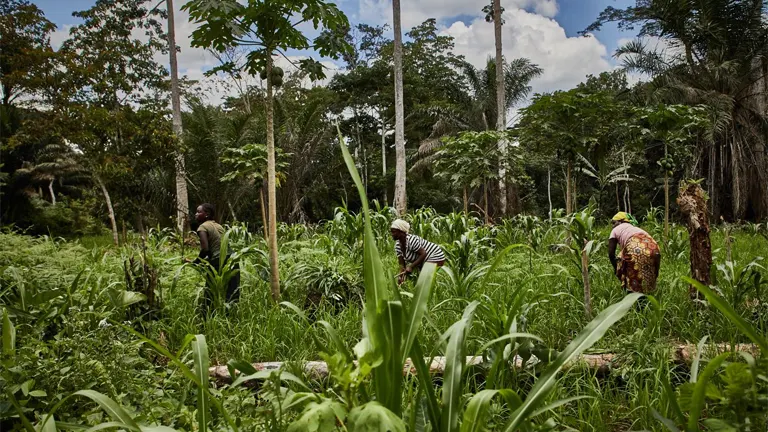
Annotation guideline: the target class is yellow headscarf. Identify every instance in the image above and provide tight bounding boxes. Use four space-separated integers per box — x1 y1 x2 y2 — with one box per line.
611 212 637 225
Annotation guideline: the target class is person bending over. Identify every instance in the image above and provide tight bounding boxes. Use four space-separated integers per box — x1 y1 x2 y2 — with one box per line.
390 219 445 285
607 212 661 294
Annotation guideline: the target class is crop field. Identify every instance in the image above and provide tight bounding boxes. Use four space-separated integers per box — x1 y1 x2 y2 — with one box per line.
2 192 767 431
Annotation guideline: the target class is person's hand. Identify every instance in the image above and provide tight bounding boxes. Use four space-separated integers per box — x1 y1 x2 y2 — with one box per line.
398 272 406 285
405 265 413 274
183 257 192 264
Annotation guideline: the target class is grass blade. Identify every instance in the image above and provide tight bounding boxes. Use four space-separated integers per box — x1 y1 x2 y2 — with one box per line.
3 308 15 355
687 352 729 432
72 390 140 430
460 390 500 432
442 302 478 432
690 335 709 383
652 408 681 432
504 293 641 432
409 338 441 432
684 277 768 352
661 378 685 424
192 335 210 432
402 263 437 365
529 395 593 418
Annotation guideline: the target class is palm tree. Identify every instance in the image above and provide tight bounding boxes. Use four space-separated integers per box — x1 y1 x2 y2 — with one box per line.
166 0 189 234
591 0 768 220
411 57 542 211
392 0 407 215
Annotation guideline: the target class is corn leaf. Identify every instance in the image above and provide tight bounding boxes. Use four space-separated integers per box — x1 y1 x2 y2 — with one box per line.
687 352 729 432
402 262 437 365
192 335 210 432
3 308 15 356
504 293 641 431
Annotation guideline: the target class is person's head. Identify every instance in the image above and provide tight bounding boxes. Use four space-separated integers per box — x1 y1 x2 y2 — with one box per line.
195 203 216 224
390 219 410 240
611 212 634 228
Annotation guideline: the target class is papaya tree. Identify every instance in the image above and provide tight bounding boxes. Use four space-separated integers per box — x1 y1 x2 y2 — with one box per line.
635 104 710 241
184 0 352 302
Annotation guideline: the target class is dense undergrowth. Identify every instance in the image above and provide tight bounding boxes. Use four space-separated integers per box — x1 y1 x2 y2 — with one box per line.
2 201 768 430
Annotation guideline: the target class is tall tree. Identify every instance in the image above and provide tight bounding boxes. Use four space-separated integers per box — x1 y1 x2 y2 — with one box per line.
392 0 406 214
56 0 170 245
486 0 508 215
585 0 768 220
184 0 352 302
166 0 189 234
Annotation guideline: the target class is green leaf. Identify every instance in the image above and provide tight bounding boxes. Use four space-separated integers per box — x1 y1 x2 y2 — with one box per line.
72 390 140 430
287 400 347 432
690 335 709 383
192 335 210 432
29 390 47 397
460 390 501 432
687 353 729 432
3 308 15 355
701 419 737 432
529 395 593 417
684 277 768 352
442 302 478 432
652 408 681 432
504 293 641 431
401 262 437 365
348 402 406 432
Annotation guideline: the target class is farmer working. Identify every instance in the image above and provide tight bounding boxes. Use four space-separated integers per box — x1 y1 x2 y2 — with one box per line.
188 203 240 308
391 219 445 285
607 212 661 293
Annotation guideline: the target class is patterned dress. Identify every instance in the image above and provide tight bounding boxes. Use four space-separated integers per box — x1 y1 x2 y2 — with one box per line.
618 233 661 293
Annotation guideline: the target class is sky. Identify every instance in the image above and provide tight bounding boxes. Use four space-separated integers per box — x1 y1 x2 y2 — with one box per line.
34 0 639 107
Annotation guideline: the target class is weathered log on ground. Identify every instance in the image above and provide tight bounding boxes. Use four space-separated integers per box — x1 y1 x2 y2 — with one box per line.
209 343 759 383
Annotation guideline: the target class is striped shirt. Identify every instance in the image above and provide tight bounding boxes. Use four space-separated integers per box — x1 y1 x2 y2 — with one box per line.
395 234 445 264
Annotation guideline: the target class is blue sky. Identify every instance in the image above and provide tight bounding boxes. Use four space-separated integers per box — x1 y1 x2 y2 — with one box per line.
36 0 639 104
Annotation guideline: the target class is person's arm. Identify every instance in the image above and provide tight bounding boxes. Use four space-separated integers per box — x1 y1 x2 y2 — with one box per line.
608 238 619 279
408 248 428 272
193 230 211 264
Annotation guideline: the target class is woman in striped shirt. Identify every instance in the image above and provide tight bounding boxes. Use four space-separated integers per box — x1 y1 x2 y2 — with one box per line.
390 219 445 284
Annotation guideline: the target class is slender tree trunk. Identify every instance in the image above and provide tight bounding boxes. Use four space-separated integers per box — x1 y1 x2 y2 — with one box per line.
260 188 269 241
392 0 407 215
167 0 189 234
266 56 280 302
95 175 119 246
484 182 490 225
463 186 468 214
616 182 620 211
566 160 572 214
547 166 552 220
48 180 56 205
381 116 388 205
581 244 592 318
664 172 670 241
493 0 507 217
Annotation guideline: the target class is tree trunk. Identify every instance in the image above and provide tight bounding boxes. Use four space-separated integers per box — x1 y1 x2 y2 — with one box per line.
381 116 388 206
48 180 56 205
167 0 189 234
484 182 490 225
581 244 592 318
95 175 119 246
616 182 620 212
463 186 468 214
566 160 572 214
260 188 269 241
493 0 507 217
392 0 407 216
677 182 712 299
664 172 670 241
547 166 552 220
266 56 280 302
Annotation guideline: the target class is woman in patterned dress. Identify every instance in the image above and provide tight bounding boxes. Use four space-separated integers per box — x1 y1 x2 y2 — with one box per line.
607 212 661 293
390 219 445 285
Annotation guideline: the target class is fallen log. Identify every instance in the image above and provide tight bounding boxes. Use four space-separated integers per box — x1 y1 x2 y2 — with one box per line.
208 343 760 383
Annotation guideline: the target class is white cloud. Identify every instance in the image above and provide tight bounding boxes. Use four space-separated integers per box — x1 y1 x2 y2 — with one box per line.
359 0 559 29
444 8 612 97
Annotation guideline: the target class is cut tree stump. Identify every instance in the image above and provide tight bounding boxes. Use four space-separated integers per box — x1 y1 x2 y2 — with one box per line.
677 181 713 299
208 343 759 383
